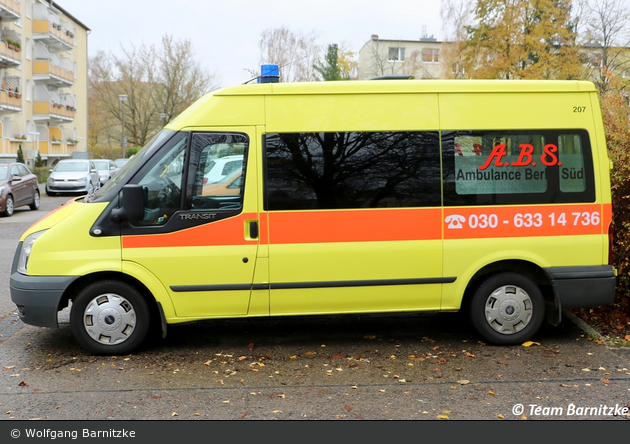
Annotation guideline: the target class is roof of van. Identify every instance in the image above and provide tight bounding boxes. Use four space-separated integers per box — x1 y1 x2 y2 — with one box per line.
167 79 596 130
212 79 597 96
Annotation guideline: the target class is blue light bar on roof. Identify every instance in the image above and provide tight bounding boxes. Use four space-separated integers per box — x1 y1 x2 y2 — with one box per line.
258 64 279 83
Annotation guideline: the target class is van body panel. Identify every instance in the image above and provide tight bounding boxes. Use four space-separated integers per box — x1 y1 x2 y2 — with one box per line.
438 92 594 131
120 260 177 320
20 198 80 240
27 202 121 277
168 95 265 129
265 93 440 132
267 208 443 313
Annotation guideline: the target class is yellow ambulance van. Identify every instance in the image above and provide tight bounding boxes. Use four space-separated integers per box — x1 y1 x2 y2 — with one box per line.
10 75 616 354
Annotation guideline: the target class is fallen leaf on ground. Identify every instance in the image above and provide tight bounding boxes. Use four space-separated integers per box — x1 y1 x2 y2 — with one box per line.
522 341 540 347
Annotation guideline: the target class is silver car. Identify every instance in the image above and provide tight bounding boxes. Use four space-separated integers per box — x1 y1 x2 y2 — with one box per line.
45 159 100 196
92 159 117 185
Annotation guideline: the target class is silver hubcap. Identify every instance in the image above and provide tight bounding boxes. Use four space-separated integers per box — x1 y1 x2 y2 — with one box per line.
484 285 533 335
33 192 39 208
83 293 137 345
6 197 13 214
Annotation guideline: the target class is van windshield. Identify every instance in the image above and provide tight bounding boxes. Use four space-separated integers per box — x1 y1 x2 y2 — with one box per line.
90 130 177 200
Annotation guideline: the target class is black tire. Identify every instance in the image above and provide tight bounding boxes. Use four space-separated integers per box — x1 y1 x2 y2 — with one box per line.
468 272 544 345
70 280 151 355
29 189 40 210
2 194 14 217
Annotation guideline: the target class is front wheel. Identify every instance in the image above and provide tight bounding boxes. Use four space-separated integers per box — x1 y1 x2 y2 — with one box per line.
70 280 151 355
468 273 544 345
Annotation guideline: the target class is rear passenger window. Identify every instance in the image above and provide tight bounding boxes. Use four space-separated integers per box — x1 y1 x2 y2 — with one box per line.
442 129 595 206
264 132 441 210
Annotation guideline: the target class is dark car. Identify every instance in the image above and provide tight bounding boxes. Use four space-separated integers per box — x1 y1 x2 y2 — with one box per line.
0 162 40 217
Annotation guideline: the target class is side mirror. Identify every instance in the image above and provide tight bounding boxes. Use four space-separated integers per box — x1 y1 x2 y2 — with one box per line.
111 184 145 224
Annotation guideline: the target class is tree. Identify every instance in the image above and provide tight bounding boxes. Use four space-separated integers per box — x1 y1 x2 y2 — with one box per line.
35 151 43 168
257 27 322 82
579 0 630 92
460 0 582 79
314 44 345 80
150 35 218 125
88 35 217 151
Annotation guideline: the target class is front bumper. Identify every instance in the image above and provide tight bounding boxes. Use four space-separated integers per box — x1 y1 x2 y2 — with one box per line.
10 272 77 328
46 181 91 193
9 241 77 328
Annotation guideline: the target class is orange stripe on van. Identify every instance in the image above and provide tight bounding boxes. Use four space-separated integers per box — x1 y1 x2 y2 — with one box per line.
122 213 258 248
268 208 443 244
122 203 611 248
444 203 610 240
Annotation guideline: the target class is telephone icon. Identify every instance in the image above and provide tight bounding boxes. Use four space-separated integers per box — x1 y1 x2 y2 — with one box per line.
445 214 465 229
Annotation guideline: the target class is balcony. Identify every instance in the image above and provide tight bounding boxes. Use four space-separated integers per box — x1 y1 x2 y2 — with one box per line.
33 20 74 51
0 40 20 68
33 60 74 86
0 0 20 22
34 101 75 122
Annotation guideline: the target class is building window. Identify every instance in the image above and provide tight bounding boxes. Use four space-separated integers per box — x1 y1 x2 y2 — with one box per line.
422 48 439 63
25 38 31 60
26 79 31 101
388 47 405 61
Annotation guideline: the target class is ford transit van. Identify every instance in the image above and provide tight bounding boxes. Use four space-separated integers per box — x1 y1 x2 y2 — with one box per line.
10 77 616 354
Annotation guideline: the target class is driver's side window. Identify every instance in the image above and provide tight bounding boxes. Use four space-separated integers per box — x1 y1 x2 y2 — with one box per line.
186 133 248 211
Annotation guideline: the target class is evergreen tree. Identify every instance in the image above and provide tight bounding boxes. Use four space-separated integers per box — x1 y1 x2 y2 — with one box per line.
314 44 345 81
16 144 25 164
35 151 43 167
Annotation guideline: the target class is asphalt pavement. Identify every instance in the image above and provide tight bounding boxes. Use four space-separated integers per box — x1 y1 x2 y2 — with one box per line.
0 189 629 422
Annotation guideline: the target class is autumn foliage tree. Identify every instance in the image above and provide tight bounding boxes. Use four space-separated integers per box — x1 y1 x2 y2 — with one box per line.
460 0 582 79
599 76 630 290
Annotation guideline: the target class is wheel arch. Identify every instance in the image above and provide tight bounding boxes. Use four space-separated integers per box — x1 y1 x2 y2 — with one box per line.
60 271 165 335
462 259 555 310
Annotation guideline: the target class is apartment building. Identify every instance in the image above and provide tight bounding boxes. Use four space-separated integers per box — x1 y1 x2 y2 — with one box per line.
358 34 448 80
0 0 88 168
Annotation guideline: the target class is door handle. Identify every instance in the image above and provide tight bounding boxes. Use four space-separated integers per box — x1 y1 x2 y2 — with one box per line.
246 220 259 240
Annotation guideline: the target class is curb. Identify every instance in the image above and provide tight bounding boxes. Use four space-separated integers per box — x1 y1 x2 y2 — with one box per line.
562 309 605 340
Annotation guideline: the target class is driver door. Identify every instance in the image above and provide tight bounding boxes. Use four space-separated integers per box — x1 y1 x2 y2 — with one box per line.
121 129 260 317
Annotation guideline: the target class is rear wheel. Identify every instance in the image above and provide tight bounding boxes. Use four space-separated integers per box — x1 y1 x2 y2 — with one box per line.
468 272 544 345
70 280 151 355
2 194 14 217
29 189 40 210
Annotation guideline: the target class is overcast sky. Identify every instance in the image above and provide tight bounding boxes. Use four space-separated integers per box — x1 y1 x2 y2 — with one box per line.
56 0 444 87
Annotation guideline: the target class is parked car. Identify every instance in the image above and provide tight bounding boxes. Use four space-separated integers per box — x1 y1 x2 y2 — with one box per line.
92 159 117 185
114 158 129 169
45 159 100 196
201 170 243 196
0 161 40 217
203 155 243 184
